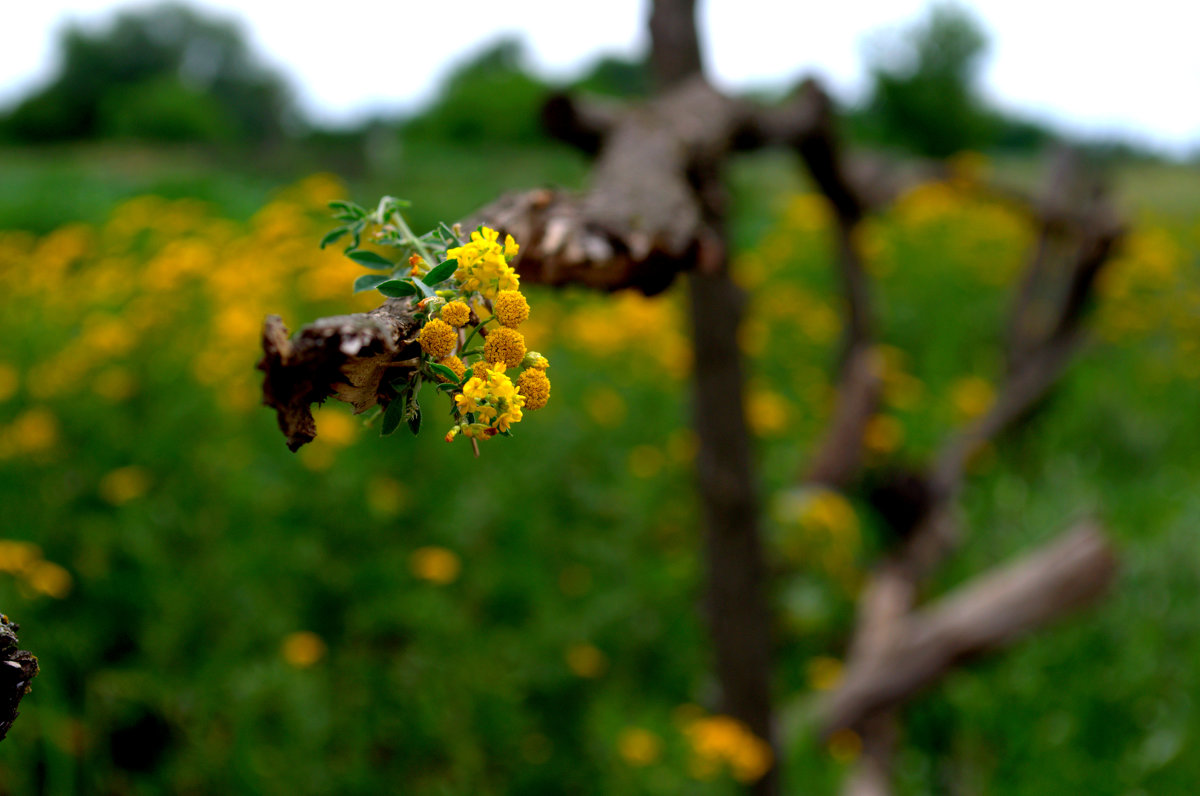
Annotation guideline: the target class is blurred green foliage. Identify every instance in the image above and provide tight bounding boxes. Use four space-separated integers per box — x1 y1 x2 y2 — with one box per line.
855 3 998 156
1 3 292 145
0 144 1195 795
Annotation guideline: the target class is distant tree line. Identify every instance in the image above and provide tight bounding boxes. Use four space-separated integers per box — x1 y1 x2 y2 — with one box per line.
0 2 1166 162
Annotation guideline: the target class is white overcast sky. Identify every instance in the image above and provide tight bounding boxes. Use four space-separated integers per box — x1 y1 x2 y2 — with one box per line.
2 0 1198 156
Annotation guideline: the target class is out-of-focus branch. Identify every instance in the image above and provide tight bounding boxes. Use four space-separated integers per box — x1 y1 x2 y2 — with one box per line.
822 524 1117 734
817 148 1125 794
648 0 704 90
0 615 38 742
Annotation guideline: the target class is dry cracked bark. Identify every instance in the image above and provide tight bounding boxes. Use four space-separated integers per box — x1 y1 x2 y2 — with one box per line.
0 615 38 742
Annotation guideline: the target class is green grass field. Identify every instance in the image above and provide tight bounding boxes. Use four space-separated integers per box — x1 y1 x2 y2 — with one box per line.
0 142 1196 794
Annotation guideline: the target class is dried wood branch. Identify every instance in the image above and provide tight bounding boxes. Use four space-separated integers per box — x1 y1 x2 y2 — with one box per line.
822 524 1117 734
258 299 420 451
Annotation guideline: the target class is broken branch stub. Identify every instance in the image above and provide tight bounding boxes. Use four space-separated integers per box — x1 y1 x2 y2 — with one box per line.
0 615 38 742
258 298 421 451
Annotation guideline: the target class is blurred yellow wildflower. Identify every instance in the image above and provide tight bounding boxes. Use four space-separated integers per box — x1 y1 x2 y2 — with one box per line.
618 727 664 766
409 546 461 585
827 728 862 763
26 560 73 599
682 714 773 784
806 656 844 691
99 466 152 506
863 414 904 455
0 364 17 402
746 388 790 437
366 477 409 517
951 376 995 421
281 631 327 668
585 388 627 427
315 410 359 448
628 445 665 479
7 407 59 455
565 643 608 678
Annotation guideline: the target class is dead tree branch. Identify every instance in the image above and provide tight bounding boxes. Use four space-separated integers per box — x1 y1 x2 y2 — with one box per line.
824 524 1116 733
0 615 38 742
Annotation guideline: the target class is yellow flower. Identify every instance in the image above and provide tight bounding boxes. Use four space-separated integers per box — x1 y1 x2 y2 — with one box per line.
448 228 521 299
484 327 526 369
418 318 458 359
565 643 607 678
618 728 664 766
517 368 550 410
453 364 525 435
682 715 773 784
438 355 466 382
504 233 519 258
440 301 470 328
409 546 461 584
494 290 529 328
281 631 327 668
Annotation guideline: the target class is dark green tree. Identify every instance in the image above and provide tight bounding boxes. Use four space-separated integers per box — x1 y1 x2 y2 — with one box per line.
861 3 995 157
2 3 293 144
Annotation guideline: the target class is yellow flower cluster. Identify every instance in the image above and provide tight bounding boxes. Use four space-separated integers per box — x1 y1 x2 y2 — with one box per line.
453 364 526 438
682 714 773 784
384 223 550 444
448 227 520 299
0 540 73 599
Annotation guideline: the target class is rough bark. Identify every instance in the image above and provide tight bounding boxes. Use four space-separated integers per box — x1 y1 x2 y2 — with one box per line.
0 615 38 742
259 299 420 451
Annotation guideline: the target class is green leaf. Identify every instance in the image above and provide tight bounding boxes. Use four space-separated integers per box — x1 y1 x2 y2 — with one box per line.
347 250 394 269
411 277 436 299
436 382 458 393
377 280 417 298
428 362 460 382
423 259 457 285
381 396 406 436
406 399 422 436
329 200 366 220
353 274 391 293
438 222 461 245
319 227 348 249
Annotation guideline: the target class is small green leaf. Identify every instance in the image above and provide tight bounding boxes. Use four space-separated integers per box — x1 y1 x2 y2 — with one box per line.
377 280 417 298
423 259 457 285
438 222 461 245
411 277 436 299
319 227 349 249
329 200 366 220
381 396 406 436
436 382 458 393
354 274 391 293
347 250 394 269
428 362 459 382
